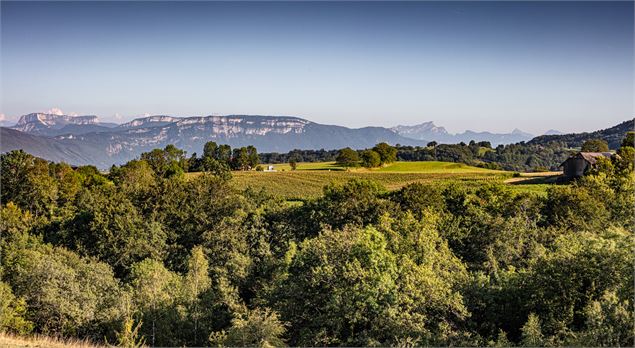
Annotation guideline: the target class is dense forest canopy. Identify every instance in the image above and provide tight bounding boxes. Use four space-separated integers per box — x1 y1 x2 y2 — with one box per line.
0 133 634 347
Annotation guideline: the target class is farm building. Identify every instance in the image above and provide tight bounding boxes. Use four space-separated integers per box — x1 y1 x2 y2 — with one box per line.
560 152 613 177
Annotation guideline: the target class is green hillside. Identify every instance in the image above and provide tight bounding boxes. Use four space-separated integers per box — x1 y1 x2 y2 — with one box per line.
225 161 516 199
372 161 503 173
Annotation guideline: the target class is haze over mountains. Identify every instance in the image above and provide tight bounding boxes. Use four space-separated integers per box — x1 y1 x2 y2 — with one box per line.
391 122 536 144
1 112 627 168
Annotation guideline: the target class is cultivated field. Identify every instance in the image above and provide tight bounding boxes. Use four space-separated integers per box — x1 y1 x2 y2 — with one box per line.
220 161 554 200
258 161 505 173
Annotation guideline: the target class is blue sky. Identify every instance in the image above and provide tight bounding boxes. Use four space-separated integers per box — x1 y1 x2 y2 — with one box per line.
1 1 632 134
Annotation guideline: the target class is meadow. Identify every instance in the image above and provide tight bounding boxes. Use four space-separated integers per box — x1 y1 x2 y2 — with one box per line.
219 161 555 199
0 333 103 348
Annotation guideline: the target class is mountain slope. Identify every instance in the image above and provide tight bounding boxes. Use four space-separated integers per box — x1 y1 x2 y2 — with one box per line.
528 119 634 149
0 127 103 165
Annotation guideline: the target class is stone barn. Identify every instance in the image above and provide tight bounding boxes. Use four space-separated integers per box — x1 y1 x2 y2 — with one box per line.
560 152 613 178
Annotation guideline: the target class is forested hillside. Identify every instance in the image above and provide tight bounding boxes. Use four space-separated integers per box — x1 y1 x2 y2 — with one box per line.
0 138 634 347
528 119 634 149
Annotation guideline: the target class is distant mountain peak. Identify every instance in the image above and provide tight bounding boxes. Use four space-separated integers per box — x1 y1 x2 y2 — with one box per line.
392 121 534 145
543 129 563 135
392 121 447 133
16 113 100 126
13 113 101 134
511 128 533 137
391 121 448 141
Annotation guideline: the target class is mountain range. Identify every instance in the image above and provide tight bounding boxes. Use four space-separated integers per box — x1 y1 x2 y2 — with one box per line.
391 121 536 144
1 113 423 167
1 112 629 168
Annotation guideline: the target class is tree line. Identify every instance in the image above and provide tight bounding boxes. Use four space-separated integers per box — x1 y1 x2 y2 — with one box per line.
117 142 260 179
258 133 634 172
126 133 634 177
0 134 633 347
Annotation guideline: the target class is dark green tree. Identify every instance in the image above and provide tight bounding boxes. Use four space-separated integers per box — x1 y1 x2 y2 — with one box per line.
360 150 381 168
620 131 634 148
335 147 359 167
232 147 251 170
140 144 187 177
372 142 397 164
203 141 219 160
216 144 232 163
247 145 259 169
0 150 58 217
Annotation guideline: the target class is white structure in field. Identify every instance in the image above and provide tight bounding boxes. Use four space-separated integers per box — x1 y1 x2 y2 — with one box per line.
264 165 276 172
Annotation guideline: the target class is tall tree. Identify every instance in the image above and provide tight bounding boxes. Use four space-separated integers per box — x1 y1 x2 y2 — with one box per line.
335 147 359 167
581 139 609 152
203 141 219 160
372 142 397 164
130 259 182 347
184 246 211 346
216 144 233 163
520 314 544 347
232 147 251 170
247 145 259 169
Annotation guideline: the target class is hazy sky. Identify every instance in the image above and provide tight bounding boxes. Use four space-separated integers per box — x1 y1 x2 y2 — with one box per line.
1 1 633 134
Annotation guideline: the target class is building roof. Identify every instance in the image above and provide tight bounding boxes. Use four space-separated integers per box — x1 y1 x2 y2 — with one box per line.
560 152 613 167
578 152 613 164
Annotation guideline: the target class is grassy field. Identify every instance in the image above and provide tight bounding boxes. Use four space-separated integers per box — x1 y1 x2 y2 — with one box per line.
262 161 504 174
264 161 346 171
371 161 504 173
189 161 558 200
226 161 557 199
0 333 103 348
